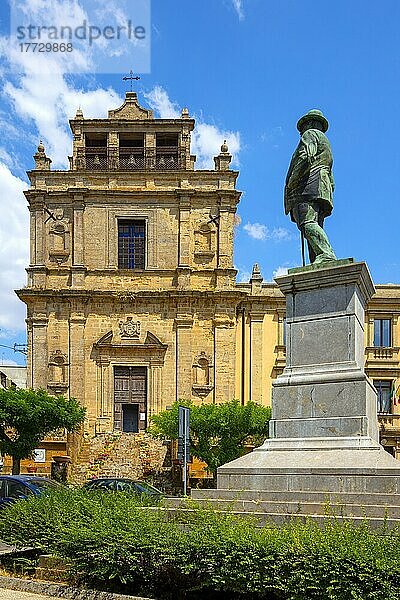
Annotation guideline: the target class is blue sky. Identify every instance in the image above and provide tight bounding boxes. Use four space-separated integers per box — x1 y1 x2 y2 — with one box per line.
0 0 400 365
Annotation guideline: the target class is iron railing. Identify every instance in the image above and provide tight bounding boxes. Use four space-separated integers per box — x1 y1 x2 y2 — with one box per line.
156 146 179 170
81 146 181 171
85 147 107 170
119 148 145 170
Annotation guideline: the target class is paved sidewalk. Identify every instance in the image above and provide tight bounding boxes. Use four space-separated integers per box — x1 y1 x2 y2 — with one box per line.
0 576 153 600
0 590 54 599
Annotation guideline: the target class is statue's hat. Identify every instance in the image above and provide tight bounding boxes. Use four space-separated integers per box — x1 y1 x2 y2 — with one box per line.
297 109 329 133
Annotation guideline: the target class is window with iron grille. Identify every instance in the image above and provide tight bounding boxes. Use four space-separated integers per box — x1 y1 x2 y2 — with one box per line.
374 379 392 413
374 318 391 347
118 220 146 269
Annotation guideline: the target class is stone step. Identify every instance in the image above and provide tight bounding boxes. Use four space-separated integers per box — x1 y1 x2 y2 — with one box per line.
158 505 400 530
191 488 400 506
165 496 400 519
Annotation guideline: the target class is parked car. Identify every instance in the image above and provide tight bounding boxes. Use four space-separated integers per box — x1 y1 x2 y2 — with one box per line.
83 477 163 498
0 475 61 508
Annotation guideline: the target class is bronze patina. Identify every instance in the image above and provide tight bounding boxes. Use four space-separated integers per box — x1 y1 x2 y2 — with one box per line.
284 109 336 265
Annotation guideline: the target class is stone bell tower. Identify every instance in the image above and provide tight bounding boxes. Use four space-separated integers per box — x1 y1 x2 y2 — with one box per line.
17 91 244 447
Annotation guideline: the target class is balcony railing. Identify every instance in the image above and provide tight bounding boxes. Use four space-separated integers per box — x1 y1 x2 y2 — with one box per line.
365 346 400 369
119 148 145 170
85 147 107 170
273 344 286 377
80 146 181 171
378 413 400 436
156 146 179 170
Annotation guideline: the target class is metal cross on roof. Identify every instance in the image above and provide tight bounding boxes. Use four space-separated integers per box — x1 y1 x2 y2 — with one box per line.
123 69 140 92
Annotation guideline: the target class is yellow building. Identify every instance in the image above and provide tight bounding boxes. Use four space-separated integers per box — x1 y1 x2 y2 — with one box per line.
15 92 400 475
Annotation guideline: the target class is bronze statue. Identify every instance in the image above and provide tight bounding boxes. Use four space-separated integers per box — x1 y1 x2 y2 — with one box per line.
284 109 336 265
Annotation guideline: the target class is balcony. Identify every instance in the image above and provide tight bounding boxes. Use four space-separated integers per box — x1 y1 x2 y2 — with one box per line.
365 346 400 372
272 344 286 377
79 146 181 171
119 147 145 170
378 413 400 450
85 147 107 170
156 146 179 170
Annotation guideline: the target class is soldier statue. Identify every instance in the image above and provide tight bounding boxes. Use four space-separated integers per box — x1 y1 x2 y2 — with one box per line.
284 109 336 265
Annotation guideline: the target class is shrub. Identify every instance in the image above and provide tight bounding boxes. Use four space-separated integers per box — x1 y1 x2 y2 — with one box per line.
149 399 272 476
0 489 399 599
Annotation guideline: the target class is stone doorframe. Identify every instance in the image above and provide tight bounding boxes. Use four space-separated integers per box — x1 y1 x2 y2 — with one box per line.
91 330 168 434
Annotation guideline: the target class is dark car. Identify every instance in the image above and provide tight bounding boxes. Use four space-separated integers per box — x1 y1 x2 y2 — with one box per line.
0 475 61 508
83 477 163 498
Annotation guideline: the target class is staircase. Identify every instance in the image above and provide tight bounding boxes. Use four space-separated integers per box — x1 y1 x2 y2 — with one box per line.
166 488 400 529
70 432 168 486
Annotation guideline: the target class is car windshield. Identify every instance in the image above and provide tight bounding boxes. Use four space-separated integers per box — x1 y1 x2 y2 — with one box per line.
85 480 114 490
28 479 61 491
133 481 161 494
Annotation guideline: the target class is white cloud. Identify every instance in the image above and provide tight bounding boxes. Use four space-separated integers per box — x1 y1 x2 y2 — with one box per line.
273 266 289 278
243 222 293 242
192 123 240 170
237 268 251 283
144 85 180 119
235 265 251 283
271 227 292 241
243 222 267 240
145 85 241 169
232 0 245 20
4 70 121 168
0 162 29 332
2 1 123 168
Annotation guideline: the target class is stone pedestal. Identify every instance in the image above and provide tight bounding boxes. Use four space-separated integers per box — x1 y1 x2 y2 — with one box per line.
192 262 400 517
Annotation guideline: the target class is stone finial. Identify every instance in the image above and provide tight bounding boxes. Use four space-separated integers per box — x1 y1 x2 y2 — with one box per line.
214 139 232 171
75 107 84 119
181 107 190 119
34 140 52 171
250 263 263 282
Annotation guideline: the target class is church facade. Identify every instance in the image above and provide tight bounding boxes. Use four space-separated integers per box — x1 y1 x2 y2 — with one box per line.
16 93 400 472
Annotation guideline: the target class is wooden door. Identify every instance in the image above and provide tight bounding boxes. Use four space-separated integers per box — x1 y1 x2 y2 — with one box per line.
114 366 147 431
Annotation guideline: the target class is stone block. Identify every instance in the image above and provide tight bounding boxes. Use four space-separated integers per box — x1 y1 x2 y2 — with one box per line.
272 378 378 422
288 315 362 368
270 415 369 439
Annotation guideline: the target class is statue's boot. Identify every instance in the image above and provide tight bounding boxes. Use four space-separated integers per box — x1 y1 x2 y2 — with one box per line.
304 221 336 264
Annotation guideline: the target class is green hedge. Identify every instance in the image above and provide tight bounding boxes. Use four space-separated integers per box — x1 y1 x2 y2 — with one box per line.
0 489 399 599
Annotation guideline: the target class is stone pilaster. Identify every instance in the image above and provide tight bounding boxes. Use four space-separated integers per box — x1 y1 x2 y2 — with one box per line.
149 364 163 417
96 359 111 433
26 318 33 389
249 310 264 403
108 131 119 169
177 194 192 267
69 311 86 405
30 198 46 287
71 192 86 287
217 202 235 270
175 306 193 401
31 314 48 389
213 312 236 402
145 132 156 170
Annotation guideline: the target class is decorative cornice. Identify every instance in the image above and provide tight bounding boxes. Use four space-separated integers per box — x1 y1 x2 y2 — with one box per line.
276 261 375 304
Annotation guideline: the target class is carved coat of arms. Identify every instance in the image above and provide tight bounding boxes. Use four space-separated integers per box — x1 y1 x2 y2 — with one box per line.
119 317 141 339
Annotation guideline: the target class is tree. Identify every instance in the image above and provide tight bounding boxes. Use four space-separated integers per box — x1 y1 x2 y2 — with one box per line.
0 388 86 474
149 400 271 478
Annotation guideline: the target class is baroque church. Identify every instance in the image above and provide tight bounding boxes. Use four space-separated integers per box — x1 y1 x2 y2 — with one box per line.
15 92 400 473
